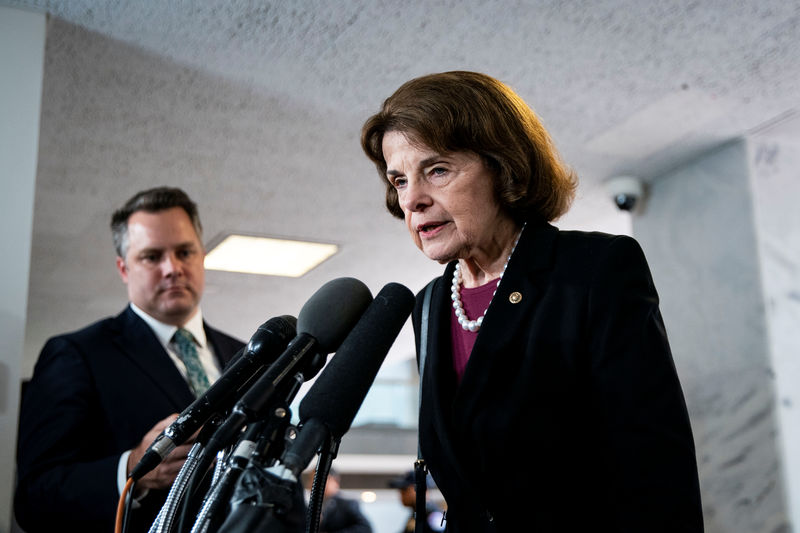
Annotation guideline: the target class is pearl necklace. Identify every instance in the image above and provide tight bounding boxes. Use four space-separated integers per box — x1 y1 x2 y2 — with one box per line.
451 224 526 332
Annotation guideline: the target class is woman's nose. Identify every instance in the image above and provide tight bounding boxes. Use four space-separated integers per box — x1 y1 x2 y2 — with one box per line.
400 178 432 213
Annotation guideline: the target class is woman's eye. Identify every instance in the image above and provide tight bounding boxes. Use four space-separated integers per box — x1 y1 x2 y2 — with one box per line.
431 167 447 177
391 176 407 189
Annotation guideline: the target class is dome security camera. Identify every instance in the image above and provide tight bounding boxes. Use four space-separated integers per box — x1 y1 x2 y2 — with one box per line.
604 176 644 212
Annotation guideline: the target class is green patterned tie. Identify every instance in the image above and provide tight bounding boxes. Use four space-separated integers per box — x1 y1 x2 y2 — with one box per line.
172 328 210 397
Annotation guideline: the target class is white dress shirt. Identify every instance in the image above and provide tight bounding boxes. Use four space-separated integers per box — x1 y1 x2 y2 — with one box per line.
118 303 222 498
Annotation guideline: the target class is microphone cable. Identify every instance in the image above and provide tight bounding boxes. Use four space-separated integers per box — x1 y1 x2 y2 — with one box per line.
189 420 267 533
305 435 339 533
171 441 223 533
116 477 135 533
148 413 224 533
150 439 208 533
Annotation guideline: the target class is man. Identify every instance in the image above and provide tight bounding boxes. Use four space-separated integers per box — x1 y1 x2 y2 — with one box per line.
388 471 445 533
15 187 245 533
307 469 372 533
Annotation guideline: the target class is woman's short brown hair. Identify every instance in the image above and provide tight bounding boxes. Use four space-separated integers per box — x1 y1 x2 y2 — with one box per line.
361 71 577 222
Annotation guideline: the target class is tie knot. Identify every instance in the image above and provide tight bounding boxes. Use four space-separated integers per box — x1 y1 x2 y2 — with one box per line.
173 328 195 346
172 328 209 397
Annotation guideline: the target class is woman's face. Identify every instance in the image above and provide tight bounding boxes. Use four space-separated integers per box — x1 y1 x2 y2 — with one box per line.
382 131 511 264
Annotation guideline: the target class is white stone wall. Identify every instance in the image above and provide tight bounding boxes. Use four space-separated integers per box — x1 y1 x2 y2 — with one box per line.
750 132 800 532
0 7 46 532
635 140 790 532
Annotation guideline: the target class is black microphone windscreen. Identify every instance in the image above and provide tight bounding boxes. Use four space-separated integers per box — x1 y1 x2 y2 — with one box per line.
238 315 298 365
184 314 297 416
231 315 297 371
296 277 373 353
299 282 414 438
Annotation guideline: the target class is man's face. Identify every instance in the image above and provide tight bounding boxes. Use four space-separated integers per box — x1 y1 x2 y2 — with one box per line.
116 207 205 326
400 485 416 508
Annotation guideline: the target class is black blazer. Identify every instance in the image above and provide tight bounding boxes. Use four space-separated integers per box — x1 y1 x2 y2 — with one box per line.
413 221 703 532
15 305 244 533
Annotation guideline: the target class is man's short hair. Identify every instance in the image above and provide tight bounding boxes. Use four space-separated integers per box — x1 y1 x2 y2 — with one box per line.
110 186 202 258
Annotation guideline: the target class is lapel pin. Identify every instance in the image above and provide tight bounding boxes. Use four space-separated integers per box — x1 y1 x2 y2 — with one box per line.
509 291 522 304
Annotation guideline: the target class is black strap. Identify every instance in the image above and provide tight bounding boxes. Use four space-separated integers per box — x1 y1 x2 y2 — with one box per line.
417 280 433 456
415 281 434 533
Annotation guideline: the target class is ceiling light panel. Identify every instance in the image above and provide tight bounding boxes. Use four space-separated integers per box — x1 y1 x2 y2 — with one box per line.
205 234 338 277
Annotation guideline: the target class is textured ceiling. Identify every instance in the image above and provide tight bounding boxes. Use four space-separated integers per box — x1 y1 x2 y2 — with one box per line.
5 0 800 376
13 0 800 179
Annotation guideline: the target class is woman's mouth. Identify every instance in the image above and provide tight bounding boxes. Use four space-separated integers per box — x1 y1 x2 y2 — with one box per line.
418 221 447 236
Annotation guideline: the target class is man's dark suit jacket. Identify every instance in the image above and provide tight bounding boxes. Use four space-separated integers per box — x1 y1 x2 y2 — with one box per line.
414 221 704 532
15 305 244 533
318 494 372 533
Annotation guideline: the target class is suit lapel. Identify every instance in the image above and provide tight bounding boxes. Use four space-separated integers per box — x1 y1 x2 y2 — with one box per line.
111 307 195 409
454 222 559 418
421 222 561 495
205 324 240 369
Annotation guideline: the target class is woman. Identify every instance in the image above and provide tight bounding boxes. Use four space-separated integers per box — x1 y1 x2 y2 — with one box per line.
361 72 703 532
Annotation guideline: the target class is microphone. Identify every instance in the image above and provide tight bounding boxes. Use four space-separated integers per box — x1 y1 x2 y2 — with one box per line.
203 277 374 453
130 315 297 481
280 282 415 477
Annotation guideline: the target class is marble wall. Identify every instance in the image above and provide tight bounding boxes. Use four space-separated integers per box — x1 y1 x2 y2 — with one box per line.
635 139 792 532
749 130 800 532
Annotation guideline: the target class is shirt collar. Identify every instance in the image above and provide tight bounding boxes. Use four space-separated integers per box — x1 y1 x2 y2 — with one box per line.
129 303 208 349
